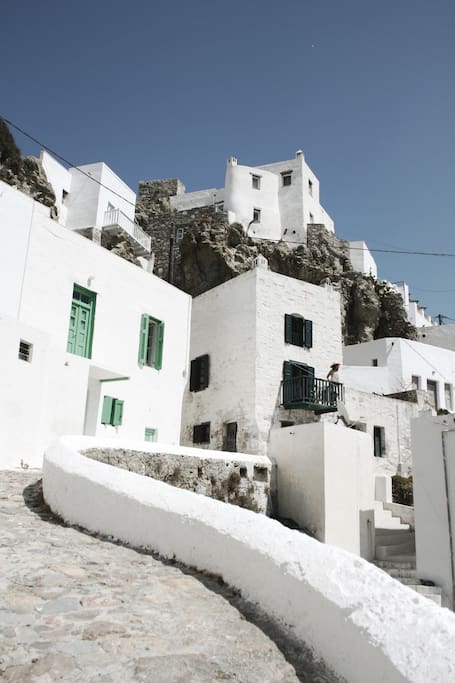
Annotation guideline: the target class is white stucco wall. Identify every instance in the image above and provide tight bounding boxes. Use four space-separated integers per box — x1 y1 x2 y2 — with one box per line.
42 436 455 683
418 323 455 351
0 182 191 467
344 338 455 412
181 267 342 457
270 422 375 558
412 414 455 608
170 188 224 211
348 241 378 278
40 151 71 225
224 159 282 240
65 162 136 230
343 387 420 475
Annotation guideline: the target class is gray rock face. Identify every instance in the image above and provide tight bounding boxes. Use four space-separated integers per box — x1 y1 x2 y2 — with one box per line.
0 119 56 208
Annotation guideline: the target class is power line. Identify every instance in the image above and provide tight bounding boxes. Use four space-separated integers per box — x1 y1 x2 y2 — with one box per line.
2 115 455 259
1 115 136 208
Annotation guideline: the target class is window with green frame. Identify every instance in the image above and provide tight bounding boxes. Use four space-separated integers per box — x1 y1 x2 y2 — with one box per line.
67 284 96 358
101 396 124 426
138 314 164 369
144 427 158 442
284 314 313 348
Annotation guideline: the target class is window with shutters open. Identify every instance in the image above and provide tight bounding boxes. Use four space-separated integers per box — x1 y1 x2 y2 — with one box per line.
101 396 124 426
284 314 313 348
138 314 164 369
190 354 210 391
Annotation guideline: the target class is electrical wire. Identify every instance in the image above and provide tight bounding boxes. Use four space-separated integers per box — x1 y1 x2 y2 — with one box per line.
3 114 455 258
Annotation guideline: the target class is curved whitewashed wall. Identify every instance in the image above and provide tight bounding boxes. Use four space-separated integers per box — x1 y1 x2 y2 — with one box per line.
43 436 455 683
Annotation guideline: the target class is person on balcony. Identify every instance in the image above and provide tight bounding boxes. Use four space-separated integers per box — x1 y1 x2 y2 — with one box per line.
327 363 340 382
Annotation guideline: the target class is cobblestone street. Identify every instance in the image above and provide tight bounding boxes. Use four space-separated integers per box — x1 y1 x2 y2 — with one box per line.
0 470 337 682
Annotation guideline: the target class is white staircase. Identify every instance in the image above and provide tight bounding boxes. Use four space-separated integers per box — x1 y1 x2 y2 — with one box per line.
373 503 442 606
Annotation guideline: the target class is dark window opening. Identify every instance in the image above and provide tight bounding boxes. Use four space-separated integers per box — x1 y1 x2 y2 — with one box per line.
280 420 294 428
253 208 261 223
252 174 261 190
190 354 210 392
223 422 238 452
18 340 33 362
253 466 268 482
193 422 211 444
372 358 378 367
282 172 292 186
373 426 385 458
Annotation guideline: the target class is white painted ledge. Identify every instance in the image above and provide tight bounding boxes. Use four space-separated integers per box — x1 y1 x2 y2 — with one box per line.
43 436 455 683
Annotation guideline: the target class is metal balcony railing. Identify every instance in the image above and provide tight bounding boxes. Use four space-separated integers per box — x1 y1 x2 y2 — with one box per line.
283 376 343 412
103 209 151 253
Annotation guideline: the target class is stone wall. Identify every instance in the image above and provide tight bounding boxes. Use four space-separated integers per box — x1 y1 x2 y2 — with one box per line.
82 447 271 514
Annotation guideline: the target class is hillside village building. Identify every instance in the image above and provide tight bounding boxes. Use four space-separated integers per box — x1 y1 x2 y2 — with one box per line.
169 151 334 243
0 176 191 468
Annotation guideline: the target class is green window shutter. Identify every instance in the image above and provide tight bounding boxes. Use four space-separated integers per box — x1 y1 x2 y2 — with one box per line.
283 361 293 406
138 314 149 364
101 396 114 424
304 320 313 348
145 427 157 442
154 322 164 370
112 399 124 426
284 314 293 344
190 358 198 391
199 354 209 389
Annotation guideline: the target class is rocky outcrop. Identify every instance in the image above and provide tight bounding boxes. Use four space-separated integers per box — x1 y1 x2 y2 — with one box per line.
173 214 416 344
0 118 56 208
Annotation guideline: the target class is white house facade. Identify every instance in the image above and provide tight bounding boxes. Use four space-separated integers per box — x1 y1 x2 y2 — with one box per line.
40 151 151 256
181 262 343 457
0 179 191 468
170 151 334 244
343 337 455 414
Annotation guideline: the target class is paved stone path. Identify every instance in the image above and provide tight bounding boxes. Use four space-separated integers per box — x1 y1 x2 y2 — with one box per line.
0 471 339 682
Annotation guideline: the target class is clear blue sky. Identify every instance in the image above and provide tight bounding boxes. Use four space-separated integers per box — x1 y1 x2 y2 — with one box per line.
2 0 454 320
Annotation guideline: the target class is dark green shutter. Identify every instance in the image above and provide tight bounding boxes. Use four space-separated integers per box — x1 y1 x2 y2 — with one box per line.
284 315 293 344
304 320 313 348
154 322 164 370
112 399 124 426
138 314 149 364
101 396 113 424
190 358 198 391
199 354 209 389
283 361 293 406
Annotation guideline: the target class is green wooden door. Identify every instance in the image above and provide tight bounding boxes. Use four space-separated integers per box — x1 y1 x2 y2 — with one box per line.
67 285 96 358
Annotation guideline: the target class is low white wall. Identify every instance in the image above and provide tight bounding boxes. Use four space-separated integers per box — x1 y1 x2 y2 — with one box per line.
269 422 374 558
43 436 455 683
412 415 455 608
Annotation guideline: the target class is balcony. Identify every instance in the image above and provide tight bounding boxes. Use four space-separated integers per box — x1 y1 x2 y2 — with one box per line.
102 209 151 255
283 376 343 414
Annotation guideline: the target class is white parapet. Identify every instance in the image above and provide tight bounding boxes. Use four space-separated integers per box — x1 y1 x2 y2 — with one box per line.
43 435 455 683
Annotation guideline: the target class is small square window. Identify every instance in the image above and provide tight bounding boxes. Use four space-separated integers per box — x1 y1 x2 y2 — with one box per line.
284 314 313 348
176 227 184 242
223 422 238 452
18 340 33 362
253 208 261 223
282 173 292 186
411 375 420 389
251 175 261 190
372 359 378 367
193 422 211 444
308 179 313 196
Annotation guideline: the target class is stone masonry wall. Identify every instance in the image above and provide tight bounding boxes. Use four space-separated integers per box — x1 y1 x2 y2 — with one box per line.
83 447 271 514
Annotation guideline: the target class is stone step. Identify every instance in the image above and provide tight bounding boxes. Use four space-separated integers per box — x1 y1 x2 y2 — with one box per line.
375 530 415 547
375 542 416 560
374 558 416 569
373 502 410 530
383 567 417 579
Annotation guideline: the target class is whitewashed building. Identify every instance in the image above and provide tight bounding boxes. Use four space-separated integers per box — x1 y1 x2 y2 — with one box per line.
343 337 455 414
40 151 151 256
0 178 191 468
181 260 344 456
392 282 433 327
170 151 334 243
